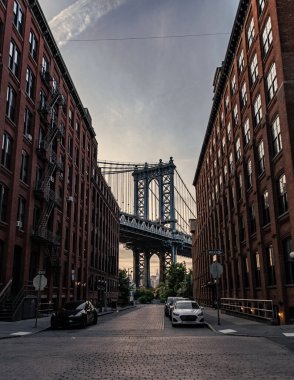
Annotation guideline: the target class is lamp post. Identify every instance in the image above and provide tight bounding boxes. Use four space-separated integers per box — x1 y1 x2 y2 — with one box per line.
96 280 107 312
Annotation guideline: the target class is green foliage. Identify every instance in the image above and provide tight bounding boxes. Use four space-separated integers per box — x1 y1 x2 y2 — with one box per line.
118 269 130 305
155 262 193 301
135 287 154 303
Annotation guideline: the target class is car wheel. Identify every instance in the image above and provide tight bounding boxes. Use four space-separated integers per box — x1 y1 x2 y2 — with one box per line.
51 322 58 330
80 316 87 328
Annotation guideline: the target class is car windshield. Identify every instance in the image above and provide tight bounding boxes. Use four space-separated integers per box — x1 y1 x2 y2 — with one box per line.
63 301 85 310
175 301 199 309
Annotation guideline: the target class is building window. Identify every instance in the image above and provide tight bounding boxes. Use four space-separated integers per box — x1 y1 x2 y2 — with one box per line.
261 190 270 225
69 109 74 128
240 82 247 108
39 89 47 112
41 55 49 78
20 150 29 183
257 140 265 175
262 17 273 56
271 116 282 157
225 96 229 114
243 256 250 288
249 204 256 234
222 136 226 153
283 237 294 285
9 40 21 78
235 137 241 161
0 183 8 222
267 63 278 101
227 122 231 142
13 0 24 36
238 49 244 73
247 17 255 48
250 53 258 85
26 67 35 101
231 74 236 95
243 118 250 145
76 121 80 136
23 107 33 137
1 132 13 170
29 30 38 61
258 0 266 15
6 85 17 122
236 172 242 200
224 165 228 182
17 197 26 228
239 215 245 242
233 104 238 127
246 159 252 188
75 147 79 166
253 94 262 126
229 152 234 173
68 135 73 157
254 251 261 288
277 174 288 215
266 245 276 286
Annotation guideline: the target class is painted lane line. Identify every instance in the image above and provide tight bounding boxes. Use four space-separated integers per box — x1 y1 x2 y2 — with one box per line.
218 329 237 334
10 331 32 336
283 332 294 337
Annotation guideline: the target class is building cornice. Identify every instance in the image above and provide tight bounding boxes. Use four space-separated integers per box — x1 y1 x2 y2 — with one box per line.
193 0 249 186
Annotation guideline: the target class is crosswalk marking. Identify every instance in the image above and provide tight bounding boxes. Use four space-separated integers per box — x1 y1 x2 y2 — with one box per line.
283 332 294 337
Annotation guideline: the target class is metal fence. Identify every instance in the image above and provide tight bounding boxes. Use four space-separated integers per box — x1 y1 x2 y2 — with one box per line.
221 298 274 322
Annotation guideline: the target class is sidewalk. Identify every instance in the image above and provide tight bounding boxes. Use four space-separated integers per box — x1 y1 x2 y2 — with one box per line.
0 306 132 340
203 306 294 338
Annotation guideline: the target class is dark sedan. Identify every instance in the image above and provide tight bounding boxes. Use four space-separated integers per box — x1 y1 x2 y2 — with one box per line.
51 300 98 329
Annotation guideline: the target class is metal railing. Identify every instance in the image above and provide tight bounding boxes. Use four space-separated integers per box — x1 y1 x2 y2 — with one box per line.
221 298 274 322
0 279 12 306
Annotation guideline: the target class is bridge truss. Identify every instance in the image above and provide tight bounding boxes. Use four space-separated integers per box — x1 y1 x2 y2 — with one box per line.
98 158 196 287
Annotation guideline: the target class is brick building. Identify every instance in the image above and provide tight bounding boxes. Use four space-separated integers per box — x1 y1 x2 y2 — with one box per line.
192 0 294 324
0 0 119 318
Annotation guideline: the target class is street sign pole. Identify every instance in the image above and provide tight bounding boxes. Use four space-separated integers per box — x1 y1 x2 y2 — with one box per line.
216 277 220 325
34 274 42 328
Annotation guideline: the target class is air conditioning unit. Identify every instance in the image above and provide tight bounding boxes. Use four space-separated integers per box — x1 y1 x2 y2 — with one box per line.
67 196 74 202
16 221 23 229
26 134 33 141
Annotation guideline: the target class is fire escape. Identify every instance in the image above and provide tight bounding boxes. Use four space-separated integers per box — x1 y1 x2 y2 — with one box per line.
32 72 66 265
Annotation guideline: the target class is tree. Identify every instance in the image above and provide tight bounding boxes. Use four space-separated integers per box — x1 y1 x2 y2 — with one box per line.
118 269 130 306
166 262 187 296
155 262 193 301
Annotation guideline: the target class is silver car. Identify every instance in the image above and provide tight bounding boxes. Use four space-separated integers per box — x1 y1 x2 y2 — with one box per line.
171 300 204 327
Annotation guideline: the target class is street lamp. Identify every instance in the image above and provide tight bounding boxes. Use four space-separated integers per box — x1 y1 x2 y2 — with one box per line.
289 252 294 260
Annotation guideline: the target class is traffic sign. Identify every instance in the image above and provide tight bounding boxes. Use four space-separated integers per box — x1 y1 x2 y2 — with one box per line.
208 249 223 255
33 274 47 291
210 262 223 279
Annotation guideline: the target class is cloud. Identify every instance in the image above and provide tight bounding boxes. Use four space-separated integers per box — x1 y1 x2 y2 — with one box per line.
49 0 128 47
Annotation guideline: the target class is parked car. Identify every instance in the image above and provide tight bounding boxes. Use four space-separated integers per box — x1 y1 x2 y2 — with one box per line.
51 300 98 329
171 300 204 327
165 297 188 319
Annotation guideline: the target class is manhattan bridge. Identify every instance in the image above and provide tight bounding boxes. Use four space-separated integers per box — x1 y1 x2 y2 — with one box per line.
98 158 196 288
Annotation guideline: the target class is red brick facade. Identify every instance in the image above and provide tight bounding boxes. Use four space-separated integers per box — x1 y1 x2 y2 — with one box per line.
0 0 119 314
192 0 294 323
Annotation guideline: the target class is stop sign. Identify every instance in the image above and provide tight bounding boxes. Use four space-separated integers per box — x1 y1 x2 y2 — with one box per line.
33 274 47 291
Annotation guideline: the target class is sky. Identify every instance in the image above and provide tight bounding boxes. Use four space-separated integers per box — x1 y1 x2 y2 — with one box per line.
38 0 239 274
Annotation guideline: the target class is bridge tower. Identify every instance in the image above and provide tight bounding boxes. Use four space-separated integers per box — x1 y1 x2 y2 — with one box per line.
132 157 178 287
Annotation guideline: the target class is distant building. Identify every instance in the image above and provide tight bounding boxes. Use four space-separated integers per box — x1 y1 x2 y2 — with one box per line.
192 0 294 324
0 0 119 319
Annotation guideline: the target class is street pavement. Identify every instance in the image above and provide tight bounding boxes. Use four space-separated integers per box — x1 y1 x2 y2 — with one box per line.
0 303 293 340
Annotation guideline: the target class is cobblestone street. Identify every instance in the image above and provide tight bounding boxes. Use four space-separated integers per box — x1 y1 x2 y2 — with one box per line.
0 305 293 379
